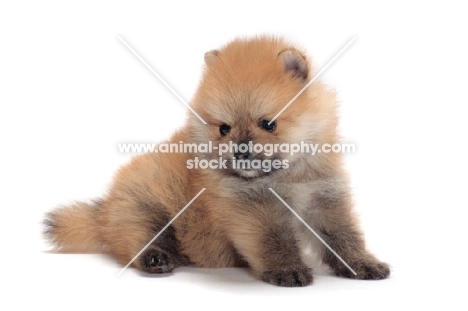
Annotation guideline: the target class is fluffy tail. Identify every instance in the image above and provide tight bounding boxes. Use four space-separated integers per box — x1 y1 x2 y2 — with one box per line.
43 200 103 253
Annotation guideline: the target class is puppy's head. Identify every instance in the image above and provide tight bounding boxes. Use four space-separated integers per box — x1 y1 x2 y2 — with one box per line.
188 37 337 178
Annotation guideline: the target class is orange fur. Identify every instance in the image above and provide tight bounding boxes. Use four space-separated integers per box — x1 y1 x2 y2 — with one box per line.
44 36 389 286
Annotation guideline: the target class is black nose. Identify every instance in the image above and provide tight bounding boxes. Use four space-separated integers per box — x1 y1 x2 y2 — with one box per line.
234 142 250 160
234 151 250 160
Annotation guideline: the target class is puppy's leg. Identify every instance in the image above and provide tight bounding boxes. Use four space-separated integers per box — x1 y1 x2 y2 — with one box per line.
220 204 313 287
101 198 190 274
178 205 246 269
259 223 313 287
305 178 390 280
99 151 191 274
138 224 190 274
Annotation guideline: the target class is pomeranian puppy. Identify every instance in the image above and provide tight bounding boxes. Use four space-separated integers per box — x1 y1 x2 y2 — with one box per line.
44 36 390 286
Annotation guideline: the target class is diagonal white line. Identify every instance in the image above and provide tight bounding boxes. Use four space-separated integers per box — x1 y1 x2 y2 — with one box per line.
268 188 357 276
117 188 206 276
118 36 207 125
269 37 356 125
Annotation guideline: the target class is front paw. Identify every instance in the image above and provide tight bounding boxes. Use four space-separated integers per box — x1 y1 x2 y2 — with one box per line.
261 266 313 287
335 259 390 280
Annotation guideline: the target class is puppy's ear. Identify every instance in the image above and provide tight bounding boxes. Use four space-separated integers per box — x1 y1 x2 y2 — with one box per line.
278 48 309 81
204 50 219 65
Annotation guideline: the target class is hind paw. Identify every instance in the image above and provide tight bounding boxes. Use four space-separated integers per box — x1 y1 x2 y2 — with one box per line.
140 248 174 274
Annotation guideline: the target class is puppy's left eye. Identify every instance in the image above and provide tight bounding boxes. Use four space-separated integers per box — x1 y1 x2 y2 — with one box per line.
260 120 276 132
219 124 231 136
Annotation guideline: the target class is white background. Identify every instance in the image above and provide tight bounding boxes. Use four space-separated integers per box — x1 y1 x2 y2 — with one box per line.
1 1 467 310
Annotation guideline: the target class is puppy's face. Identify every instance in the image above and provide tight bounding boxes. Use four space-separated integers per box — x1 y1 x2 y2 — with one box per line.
188 38 334 179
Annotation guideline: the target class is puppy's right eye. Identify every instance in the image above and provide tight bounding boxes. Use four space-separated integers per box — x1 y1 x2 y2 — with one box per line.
260 120 276 132
219 124 231 136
